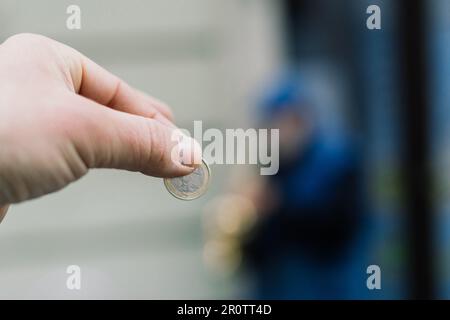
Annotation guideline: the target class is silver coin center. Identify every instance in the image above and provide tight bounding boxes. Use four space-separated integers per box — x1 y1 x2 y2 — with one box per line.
171 166 205 193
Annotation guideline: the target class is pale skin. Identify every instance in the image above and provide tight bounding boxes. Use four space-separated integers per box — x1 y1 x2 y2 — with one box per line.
0 33 202 223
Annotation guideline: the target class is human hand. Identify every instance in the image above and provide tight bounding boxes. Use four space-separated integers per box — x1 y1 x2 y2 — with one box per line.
0 34 201 216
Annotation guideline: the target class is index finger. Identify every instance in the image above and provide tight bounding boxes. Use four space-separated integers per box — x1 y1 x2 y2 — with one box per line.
63 44 175 123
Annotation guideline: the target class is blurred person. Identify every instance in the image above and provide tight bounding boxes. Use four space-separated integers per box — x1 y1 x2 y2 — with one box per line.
0 33 201 223
238 73 369 299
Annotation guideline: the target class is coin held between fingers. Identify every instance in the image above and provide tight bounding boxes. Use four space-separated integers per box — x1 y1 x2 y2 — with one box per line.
164 159 211 201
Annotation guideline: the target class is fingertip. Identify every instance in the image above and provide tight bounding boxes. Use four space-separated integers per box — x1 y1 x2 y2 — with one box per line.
173 162 197 177
177 135 203 168
147 95 175 121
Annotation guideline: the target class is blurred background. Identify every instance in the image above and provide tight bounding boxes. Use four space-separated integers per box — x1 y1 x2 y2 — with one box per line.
0 0 449 299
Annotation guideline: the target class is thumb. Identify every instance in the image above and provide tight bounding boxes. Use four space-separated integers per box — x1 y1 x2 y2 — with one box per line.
71 98 202 178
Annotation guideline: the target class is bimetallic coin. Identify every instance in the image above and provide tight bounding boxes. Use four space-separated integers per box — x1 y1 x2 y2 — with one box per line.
164 159 210 200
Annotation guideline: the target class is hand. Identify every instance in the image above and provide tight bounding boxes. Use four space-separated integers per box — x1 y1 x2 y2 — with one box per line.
0 33 201 216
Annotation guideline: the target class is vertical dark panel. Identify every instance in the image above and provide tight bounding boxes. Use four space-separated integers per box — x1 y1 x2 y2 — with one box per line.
398 0 435 299
281 0 306 62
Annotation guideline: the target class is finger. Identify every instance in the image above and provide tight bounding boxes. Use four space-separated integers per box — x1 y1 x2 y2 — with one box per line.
71 52 175 125
135 89 175 122
106 81 176 128
57 40 176 126
0 205 9 224
70 96 201 178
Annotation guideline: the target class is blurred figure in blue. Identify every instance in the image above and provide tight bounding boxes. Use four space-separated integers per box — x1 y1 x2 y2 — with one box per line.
242 73 371 299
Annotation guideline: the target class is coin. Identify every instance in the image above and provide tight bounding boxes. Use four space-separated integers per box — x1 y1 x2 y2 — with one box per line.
164 159 211 201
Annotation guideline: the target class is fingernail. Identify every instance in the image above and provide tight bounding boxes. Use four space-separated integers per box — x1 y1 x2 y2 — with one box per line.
178 136 202 167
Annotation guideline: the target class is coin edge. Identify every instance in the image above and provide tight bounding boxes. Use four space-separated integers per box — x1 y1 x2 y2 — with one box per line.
164 160 211 201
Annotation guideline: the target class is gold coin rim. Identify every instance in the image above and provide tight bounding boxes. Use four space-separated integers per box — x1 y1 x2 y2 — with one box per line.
164 160 211 201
